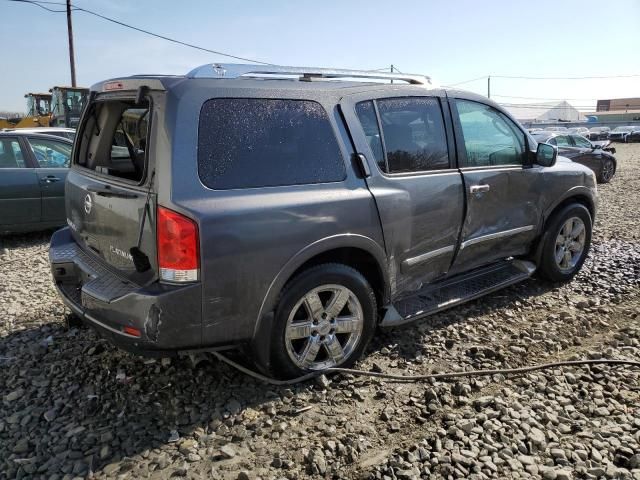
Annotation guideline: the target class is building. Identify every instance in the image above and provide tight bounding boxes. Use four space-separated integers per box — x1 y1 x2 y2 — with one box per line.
596 97 640 112
503 100 583 123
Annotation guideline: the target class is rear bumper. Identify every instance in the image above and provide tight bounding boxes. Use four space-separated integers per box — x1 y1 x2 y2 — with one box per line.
49 227 203 356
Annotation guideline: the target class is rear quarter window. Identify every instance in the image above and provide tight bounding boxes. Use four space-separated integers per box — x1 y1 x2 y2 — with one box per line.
198 98 346 190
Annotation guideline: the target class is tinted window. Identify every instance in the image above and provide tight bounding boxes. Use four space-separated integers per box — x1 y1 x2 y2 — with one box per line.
377 97 449 173
355 101 385 171
198 99 345 189
555 135 571 147
455 100 525 167
27 137 71 168
0 138 26 168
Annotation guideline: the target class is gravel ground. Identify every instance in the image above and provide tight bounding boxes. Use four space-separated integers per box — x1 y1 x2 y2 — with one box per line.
1 144 639 480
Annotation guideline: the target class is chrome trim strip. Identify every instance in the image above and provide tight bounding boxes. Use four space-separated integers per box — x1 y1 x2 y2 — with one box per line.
403 245 455 268
461 225 535 250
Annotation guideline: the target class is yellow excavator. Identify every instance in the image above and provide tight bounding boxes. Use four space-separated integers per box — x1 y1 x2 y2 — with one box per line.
0 86 89 130
49 86 89 128
0 93 52 129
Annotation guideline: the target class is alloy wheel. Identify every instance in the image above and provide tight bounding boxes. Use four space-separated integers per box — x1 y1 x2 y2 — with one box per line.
285 284 364 370
554 217 586 272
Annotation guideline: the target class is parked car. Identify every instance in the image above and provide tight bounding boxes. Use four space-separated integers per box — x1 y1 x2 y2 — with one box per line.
1 127 76 141
608 126 635 142
49 64 597 378
568 127 589 137
587 126 610 140
0 131 72 233
628 126 640 143
532 132 616 183
545 126 569 132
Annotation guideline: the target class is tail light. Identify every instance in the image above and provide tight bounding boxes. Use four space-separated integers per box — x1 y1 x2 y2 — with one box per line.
157 206 199 282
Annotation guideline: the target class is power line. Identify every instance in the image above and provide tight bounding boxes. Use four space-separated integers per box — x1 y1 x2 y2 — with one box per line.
7 0 274 65
492 94 598 102
444 75 488 87
498 104 597 110
492 73 640 80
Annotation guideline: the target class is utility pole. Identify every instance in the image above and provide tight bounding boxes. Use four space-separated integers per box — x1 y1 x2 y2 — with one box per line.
66 0 77 87
487 75 491 99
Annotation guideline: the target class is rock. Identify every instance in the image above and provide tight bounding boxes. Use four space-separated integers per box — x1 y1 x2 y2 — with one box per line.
473 396 495 409
219 445 236 459
316 374 331 389
517 455 535 466
529 427 546 448
12 439 29 454
4 388 24 402
103 463 120 475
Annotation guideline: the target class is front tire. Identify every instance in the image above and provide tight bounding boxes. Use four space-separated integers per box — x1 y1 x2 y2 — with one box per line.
537 204 592 283
268 264 377 379
598 159 615 183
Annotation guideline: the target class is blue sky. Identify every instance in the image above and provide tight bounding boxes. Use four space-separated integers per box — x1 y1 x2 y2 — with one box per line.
1 0 639 112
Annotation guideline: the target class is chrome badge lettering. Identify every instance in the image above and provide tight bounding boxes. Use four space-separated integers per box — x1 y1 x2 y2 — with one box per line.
110 245 133 262
84 194 92 214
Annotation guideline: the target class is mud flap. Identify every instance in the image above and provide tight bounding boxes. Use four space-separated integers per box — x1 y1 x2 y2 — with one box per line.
250 312 275 375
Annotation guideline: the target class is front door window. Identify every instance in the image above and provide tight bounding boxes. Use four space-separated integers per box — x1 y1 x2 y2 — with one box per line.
455 99 525 167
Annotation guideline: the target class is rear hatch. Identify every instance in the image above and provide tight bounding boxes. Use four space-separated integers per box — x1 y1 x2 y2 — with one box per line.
66 86 158 285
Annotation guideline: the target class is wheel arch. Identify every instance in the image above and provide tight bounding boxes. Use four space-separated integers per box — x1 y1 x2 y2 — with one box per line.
532 188 595 264
253 234 389 340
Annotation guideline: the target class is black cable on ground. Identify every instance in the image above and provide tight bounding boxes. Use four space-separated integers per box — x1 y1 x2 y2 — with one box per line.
211 352 640 386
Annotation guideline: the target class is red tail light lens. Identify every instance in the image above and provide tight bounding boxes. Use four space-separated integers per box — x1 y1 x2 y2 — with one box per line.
157 206 199 282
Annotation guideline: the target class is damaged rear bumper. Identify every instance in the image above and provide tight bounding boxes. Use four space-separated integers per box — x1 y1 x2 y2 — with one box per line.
49 227 202 356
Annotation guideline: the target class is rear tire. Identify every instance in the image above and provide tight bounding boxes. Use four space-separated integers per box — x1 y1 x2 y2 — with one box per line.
537 204 592 283
268 263 377 379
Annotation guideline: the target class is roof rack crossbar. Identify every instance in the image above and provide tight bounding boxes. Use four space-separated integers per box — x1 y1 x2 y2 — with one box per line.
186 63 432 85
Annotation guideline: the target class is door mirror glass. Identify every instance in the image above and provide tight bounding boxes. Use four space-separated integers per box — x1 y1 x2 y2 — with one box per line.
536 143 557 167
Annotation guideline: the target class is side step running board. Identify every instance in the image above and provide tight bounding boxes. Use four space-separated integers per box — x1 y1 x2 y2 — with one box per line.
381 259 536 327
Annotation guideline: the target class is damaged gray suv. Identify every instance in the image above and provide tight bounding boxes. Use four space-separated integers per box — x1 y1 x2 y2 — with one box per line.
50 64 597 378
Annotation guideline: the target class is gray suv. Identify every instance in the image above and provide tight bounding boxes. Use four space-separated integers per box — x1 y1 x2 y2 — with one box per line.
49 64 597 378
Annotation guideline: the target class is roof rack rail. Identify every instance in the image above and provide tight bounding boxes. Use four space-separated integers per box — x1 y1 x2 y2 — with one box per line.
186 63 433 86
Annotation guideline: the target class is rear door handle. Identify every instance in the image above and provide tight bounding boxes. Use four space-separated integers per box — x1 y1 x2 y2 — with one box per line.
41 175 61 183
470 184 490 194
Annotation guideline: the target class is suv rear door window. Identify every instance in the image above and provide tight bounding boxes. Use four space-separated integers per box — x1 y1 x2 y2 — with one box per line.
377 97 449 173
198 98 345 190
355 97 450 174
455 99 525 167
76 99 150 183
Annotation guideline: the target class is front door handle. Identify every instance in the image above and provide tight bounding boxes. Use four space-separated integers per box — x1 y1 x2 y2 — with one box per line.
470 184 490 194
41 175 61 183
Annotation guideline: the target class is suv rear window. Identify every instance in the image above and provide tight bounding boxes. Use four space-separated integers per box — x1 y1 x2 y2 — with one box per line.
76 98 150 183
198 98 345 190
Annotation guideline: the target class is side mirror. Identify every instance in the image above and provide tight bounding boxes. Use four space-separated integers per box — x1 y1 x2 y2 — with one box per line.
536 142 557 167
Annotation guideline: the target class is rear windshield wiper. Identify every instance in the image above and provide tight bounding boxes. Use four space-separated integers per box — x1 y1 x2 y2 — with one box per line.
86 186 139 199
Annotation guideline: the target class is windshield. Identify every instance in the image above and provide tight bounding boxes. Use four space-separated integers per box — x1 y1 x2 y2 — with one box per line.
613 126 632 132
